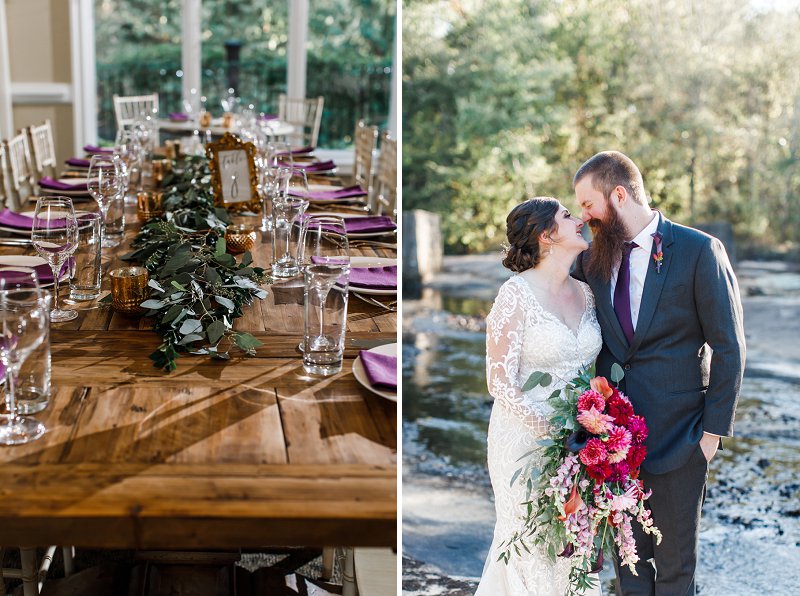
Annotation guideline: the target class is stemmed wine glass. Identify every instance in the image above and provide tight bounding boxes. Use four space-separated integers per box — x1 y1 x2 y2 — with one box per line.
267 141 293 170
0 267 49 445
87 154 122 248
271 167 309 278
31 196 78 323
300 216 350 352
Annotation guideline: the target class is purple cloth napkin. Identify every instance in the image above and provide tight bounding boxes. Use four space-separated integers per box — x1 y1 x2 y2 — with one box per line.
349 265 397 290
65 157 113 169
0 209 35 230
343 216 396 234
258 113 278 121
38 176 88 191
0 262 64 284
295 160 336 172
359 350 397 390
169 112 190 121
83 145 113 154
289 185 367 201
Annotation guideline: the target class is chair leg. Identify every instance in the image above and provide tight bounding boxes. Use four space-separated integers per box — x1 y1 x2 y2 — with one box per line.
19 548 39 596
321 546 335 581
341 547 357 596
62 546 75 577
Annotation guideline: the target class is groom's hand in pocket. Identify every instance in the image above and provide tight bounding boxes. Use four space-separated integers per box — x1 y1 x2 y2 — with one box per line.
699 432 721 462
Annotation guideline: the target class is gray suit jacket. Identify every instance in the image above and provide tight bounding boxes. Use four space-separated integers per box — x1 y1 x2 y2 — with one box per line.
573 212 746 474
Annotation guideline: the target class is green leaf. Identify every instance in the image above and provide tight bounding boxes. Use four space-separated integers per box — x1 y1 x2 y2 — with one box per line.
141 299 167 309
233 332 262 352
522 371 552 391
207 319 225 345
178 333 205 345
214 295 235 311
178 318 203 335
241 251 253 266
215 236 226 257
171 280 188 292
611 362 625 383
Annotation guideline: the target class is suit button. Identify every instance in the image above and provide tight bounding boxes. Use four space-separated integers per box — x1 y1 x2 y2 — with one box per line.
624 364 631 371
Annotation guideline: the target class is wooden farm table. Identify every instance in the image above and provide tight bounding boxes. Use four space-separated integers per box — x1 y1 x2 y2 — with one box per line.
0 203 397 550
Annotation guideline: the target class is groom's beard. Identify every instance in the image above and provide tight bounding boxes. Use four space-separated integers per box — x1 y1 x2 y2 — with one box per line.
586 205 629 283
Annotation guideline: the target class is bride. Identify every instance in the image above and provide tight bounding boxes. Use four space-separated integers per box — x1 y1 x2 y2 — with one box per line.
477 197 603 595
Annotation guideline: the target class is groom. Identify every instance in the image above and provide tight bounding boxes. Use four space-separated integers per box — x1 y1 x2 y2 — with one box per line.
571 151 745 595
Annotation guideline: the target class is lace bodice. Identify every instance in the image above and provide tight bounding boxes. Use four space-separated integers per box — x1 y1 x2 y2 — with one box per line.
485 275 603 432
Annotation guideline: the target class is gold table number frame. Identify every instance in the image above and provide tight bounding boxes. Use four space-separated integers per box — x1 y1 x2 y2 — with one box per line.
206 132 260 213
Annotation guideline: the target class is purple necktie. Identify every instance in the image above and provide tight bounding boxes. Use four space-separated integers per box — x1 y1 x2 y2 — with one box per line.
614 241 638 344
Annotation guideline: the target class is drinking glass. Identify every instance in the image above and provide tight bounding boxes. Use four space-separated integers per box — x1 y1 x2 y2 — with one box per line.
31 196 78 322
267 141 293 170
0 267 48 445
299 216 350 353
302 263 350 376
271 194 308 278
87 154 122 248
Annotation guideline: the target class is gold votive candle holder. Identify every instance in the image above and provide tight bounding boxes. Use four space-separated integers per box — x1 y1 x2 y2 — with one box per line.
151 159 168 186
222 112 235 128
199 111 212 127
225 224 257 254
172 139 182 158
164 140 176 160
137 191 164 222
110 267 149 316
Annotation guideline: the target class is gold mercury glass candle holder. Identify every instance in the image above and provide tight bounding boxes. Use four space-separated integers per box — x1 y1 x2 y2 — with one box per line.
151 159 166 186
225 224 257 254
137 191 164 222
222 112 235 128
110 267 150 316
199 111 212 128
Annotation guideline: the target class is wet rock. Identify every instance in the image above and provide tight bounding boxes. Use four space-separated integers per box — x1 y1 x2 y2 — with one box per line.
757 458 771 469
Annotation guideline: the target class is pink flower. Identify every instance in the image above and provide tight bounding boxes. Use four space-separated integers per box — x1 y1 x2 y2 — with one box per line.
579 438 608 466
577 406 616 434
608 461 631 483
627 415 649 444
577 390 606 413
606 426 632 453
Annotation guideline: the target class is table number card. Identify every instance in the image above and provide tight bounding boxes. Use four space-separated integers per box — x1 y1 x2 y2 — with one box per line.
206 132 260 213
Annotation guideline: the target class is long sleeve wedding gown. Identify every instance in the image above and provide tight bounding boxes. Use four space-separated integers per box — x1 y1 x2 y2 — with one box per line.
476 275 603 596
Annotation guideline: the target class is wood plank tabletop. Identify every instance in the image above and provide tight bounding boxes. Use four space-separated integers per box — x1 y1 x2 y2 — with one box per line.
0 190 397 549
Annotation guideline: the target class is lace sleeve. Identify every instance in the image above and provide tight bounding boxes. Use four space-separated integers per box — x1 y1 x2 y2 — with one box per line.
485 280 550 434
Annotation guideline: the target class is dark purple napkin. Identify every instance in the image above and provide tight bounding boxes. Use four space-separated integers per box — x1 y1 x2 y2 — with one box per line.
83 145 113 155
288 185 367 201
0 209 34 230
359 350 397 390
0 262 64 284
66 157 114 169
259 113 278 121
168 112 190 121
349 265 397 290
295 160 336 173
38 177 88 192
343 216 396 234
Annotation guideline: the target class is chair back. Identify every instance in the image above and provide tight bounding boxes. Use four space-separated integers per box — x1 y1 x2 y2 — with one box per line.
0 142 9 209
372 131 396 219
27 119 57 181
4 132 36 210
278 94 324 148
354 120 378 192
113 93 159 127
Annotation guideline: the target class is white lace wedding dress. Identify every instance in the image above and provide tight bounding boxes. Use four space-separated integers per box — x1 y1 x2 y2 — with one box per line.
476 275 603 596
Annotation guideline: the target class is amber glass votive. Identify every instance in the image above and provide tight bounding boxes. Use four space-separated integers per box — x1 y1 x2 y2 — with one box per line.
110 267 149 316
225 224 257 254
137 191 164 222
151 159 167 186
199 111 212 127
222 112 235 128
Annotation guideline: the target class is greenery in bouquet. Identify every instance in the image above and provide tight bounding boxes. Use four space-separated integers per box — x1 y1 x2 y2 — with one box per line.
500 364 662 595
122 155 271 372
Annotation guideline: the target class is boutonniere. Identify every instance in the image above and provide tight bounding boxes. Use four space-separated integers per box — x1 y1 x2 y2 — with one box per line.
651 231 664 273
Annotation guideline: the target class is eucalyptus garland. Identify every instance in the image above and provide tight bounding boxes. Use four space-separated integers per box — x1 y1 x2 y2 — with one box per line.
121 155 272 372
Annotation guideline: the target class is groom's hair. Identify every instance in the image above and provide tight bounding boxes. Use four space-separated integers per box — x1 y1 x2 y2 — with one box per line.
573 151 647 206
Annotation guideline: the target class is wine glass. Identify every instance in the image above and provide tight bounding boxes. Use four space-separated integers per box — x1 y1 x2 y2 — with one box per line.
282 167 309 200
271 187 308 278
87 154 122 247
0 267 49 445
31 196 79 323
299 216 350 352
267 141 293 170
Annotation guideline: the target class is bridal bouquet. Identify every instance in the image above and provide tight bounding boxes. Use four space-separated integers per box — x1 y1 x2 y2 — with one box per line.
501 364 662 595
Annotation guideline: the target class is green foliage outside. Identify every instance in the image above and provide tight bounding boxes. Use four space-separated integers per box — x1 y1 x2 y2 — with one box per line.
403 0 800 254
95 0 395 147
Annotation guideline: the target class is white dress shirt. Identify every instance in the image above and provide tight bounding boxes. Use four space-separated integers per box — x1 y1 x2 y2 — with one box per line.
610 212 659 331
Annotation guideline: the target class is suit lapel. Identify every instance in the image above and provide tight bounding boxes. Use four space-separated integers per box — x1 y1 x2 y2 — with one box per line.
582 253 629 356
627 213 673 357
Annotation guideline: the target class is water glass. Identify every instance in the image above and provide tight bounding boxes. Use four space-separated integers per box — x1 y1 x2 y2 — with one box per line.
303 264 350 376
69 212 102 301
15 294 51 415
103 193 125 247
271 195 308 278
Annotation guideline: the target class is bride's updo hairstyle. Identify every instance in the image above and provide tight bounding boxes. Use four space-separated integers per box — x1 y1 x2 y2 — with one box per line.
502 197 560 272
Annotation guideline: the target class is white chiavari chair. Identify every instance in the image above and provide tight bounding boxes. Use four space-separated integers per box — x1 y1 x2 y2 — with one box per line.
354 119 378 193
371 131 396 219
26 119 57 182
278 94 324 148
113 92 159 128
0 141 9 209
4 132 36 210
